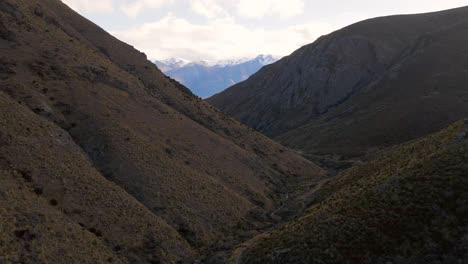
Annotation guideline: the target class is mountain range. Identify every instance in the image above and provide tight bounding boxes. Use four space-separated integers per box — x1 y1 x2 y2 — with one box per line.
155 55 278 98
1 1 467 263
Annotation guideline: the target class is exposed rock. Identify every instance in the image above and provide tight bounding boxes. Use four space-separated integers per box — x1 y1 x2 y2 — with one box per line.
0 59 15 79
0 19 15 41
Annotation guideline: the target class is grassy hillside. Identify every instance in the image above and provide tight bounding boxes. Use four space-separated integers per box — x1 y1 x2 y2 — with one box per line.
0 0 324 262
0 92 195 263
241 120 468 263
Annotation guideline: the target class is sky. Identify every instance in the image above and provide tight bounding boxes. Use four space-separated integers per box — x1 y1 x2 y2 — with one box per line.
61 0 467 62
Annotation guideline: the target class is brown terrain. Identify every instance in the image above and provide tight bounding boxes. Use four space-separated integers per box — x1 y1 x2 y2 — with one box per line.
240 120 468 263
0 0 325 262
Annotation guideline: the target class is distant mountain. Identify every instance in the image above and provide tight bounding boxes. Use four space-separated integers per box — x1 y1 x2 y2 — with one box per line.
154 57 192 72
208 6 468 157
155 55 279 98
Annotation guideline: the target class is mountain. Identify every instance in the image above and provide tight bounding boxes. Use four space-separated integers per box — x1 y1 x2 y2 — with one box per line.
154 57 192 72
155 55 279 98
239 119 468 263
0 0 324 262
208 6 468 157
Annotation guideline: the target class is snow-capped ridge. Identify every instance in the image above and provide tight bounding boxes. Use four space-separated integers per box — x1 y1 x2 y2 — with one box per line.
155 54 280 71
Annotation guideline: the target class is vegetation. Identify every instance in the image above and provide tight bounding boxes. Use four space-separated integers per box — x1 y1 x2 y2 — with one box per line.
242 120 468 263
0 0 323 262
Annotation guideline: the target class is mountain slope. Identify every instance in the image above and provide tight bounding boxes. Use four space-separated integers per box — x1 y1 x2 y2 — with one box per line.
208 6 468 156
239 120 468 263
156 55 278 98
0 92 194 263
0 0 324 262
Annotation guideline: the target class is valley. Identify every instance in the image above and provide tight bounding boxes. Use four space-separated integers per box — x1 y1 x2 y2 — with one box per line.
0 1 466 263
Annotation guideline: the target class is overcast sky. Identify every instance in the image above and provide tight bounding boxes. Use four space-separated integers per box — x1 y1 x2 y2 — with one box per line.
61 0 467 61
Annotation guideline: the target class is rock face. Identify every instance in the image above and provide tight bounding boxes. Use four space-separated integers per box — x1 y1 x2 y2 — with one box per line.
0 0 324 262
208 6 468 156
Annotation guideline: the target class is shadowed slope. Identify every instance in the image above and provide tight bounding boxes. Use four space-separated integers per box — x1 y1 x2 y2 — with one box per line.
0 0 324 262
278 19 468 156
240 120 468 263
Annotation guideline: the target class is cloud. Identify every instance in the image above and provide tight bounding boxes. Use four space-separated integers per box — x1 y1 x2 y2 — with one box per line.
111 13 334 61
61 0 114 14
236 0 305 19
189 0 305 20
120 0 174 18
191 0 229 19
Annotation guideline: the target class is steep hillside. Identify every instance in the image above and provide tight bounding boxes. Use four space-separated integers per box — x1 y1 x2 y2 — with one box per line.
156 55 278 98
239 120 468 263
0 0 324 262
208 6 468 156
0 92 194 263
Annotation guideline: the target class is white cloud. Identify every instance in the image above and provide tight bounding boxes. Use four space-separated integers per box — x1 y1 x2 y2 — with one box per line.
61 0 114 14
120 0 174 18
191 0 229 19
111 13 334 61
64 0 468 62
188 0 306 20
237 0 305 19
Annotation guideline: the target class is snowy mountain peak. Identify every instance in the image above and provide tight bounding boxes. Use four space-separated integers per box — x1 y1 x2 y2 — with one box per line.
157 58 190 67
155 55 280 72
255 54 279 66
214 57 251 67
